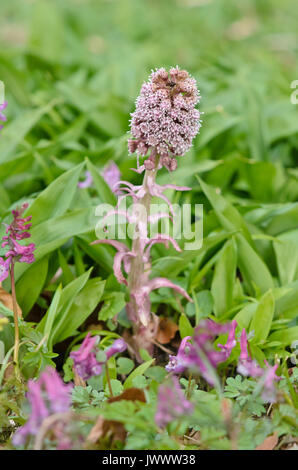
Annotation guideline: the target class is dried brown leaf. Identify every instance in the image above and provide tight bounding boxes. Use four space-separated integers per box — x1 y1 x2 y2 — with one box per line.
256 432 278 450
156 317 178 344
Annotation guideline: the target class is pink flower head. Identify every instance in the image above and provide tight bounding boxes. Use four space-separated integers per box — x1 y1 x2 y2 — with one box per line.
128 67 201 171
0 101 7 132
155 376 193 428
1 202 35 273
12 367 72 447
102 162 121 192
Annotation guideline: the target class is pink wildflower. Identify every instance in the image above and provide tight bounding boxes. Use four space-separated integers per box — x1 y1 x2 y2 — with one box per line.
12 368 72 447
70 333 127 381
155 376 193 427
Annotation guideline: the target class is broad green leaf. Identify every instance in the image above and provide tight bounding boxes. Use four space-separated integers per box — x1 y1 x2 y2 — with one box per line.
26 163 84 225
179 313 194 338
43 285 62 348
211 238 237 317
274 229 298 285
98 292 126 321
16 256 49 316
197 176 253 245
53 278 105 344
249 290 275 344
236 233 274 294
124 359 155 389
86 158 116 205
0 104 53 165
267 327 298 348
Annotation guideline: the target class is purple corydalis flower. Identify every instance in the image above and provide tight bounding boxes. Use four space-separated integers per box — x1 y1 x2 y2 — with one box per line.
237 329 263 378
13 367 72 447
237 329 280 403
78 171 93 189
102 162 121 193
70 333 127 381
70 333 103 380
0 101 7 131
155 376 193 428
0 202 35 281
128 67 201 171
166 336 192 373
166 320 238 385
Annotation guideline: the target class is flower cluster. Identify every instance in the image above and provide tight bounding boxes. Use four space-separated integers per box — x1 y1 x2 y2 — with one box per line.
70 333 127 381
166 319 237 385
13 367 72 447
128 67 201 171
0 203 35 282
155 376 193 428
0 101 7 132
166 321 280 402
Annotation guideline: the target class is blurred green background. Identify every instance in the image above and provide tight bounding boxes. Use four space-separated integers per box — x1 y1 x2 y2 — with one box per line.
0 0 298 208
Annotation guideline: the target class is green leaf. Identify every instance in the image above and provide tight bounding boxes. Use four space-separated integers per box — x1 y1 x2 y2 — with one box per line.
86 158 116 205
0 104 53 165
179 313 194 338
211 238 237 317
98 291 126 321
116 357 135 375
26 163 84 225
249 290 275 344
124 359 155 389
53 278 106 344
267 327 298 347
16 256 49 316
197 176 253 245
274 229 298 285
236 234 274 294
42 284 62 348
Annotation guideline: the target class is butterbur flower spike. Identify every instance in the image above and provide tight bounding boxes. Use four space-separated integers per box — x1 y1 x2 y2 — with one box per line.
93 67 200 350
128 67 201 171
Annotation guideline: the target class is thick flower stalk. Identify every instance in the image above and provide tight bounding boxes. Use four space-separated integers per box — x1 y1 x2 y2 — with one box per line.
13 367 72 448
0 202 35 367
93 67 201 351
